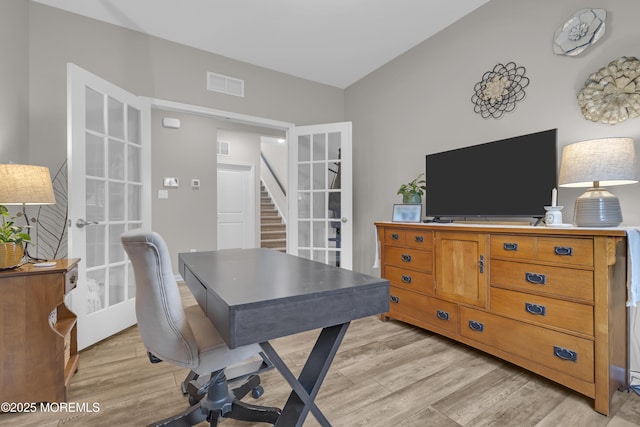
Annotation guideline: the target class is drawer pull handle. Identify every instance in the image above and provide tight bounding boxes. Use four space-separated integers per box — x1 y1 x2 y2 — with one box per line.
401 274 412 284
391 233 399 240
390 295 400 304
525 302 546 316
554 246 573 256
553 346 578 362
415 236 424 243
401 254 412 263
525 272 546 285
503 242 518 251
69 275 77 284
468 320 484 332
436 310 449 321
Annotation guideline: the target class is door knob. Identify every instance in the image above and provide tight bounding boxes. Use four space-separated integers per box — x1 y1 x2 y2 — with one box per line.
76 218 99 228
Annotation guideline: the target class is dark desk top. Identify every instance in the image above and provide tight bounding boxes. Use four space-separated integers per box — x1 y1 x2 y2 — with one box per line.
179 248 389 348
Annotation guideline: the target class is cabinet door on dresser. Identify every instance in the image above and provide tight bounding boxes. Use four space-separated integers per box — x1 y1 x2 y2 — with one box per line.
434 231 488 307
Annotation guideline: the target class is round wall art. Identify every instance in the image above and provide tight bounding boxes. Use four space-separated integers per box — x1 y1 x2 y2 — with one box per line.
553 8 606 56
577 56 640 125
471 62 529 119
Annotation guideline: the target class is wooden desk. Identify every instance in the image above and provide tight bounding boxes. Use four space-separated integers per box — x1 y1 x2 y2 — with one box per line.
179 248 389 427
0 259 80 404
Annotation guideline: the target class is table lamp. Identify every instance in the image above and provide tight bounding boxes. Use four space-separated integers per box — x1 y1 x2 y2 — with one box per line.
0 164 56 261
558 138 638 227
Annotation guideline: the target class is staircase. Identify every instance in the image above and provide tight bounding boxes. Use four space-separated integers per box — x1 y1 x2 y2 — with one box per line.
260 183 286 252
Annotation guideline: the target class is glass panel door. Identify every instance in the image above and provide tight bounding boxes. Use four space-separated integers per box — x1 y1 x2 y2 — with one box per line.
68 64 150 350
289 123 352 269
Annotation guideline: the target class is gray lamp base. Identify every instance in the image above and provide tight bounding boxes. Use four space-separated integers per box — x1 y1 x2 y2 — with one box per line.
574 188 622 227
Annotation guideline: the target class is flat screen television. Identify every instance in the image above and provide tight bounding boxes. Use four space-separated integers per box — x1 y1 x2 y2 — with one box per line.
425 129 557 219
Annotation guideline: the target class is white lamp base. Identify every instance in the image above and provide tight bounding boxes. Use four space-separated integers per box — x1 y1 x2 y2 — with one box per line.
574 187 622 227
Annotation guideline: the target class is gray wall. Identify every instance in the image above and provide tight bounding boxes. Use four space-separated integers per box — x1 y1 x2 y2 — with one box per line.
151 110 218 271
151 112 282 272
24 2 343 263
0 0 29 163
346 0 640 275
27 2 343 172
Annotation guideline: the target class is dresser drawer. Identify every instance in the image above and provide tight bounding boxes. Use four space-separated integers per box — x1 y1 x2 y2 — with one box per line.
460 307 594 383
490 235 535 259
491 287 594 336
490 235 593 267
384 229 406 245
406 230 433 250
388 286 457 334
491 260 594 302
384 246 432 271
385 265 433 294
536 237 593 267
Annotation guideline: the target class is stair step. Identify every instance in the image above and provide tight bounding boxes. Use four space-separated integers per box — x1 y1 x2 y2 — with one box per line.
262 216 283 224
262 223 286 232
261 230 286 239
261 239 286 249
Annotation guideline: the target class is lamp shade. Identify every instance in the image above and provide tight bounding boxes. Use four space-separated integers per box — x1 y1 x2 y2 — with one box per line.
0 164 55 205
558 137 638 187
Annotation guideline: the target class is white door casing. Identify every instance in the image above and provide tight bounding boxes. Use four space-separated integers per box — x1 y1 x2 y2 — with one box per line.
217 162 255 250
67 64 151 350
288 122 352 270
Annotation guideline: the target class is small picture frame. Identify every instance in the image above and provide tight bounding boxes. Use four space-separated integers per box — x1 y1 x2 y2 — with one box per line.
392 204 422 223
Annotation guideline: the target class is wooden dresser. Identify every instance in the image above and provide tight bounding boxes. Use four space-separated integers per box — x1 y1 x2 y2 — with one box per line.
0 259 80 403
375 222 627 415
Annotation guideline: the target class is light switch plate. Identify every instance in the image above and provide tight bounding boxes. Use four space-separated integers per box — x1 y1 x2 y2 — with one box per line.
158 189 169 199
163 177 179 187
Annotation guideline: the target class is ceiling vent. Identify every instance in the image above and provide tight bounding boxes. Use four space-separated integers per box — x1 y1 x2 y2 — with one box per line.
207 72 244 97
217 141 230 156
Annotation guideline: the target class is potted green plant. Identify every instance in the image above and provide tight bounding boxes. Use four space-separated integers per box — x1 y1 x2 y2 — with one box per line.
397 173 427 204
0 205 31 269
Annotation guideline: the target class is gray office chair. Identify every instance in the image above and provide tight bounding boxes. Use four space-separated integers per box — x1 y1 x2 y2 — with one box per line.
121 229 281 427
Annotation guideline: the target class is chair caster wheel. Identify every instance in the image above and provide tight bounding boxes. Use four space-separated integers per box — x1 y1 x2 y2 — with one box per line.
251 385 264 399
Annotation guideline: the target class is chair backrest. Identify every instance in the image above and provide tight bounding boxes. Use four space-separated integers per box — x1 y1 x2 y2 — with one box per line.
121 229 199 369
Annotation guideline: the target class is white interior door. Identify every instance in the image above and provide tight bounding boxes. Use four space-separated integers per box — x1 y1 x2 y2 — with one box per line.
288 122 352 269
217 162 255 249
67 64 151 350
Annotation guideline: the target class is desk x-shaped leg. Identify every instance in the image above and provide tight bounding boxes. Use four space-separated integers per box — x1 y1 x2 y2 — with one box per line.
260 322 350 427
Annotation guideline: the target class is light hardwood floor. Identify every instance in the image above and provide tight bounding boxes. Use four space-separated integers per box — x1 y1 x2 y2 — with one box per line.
2 284 640 427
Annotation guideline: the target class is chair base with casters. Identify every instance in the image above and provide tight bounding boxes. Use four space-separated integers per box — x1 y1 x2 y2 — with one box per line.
151 367 281 427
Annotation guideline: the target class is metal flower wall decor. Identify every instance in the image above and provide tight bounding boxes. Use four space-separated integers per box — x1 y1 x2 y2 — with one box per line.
553 8 606 56
577 56 640 125
471 62 529 119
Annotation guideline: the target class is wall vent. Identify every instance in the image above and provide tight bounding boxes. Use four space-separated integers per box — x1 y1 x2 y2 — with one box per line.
207 72 244 97
218 141 230 156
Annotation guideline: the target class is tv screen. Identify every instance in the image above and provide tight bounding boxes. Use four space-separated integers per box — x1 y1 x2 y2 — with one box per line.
425 129 557 219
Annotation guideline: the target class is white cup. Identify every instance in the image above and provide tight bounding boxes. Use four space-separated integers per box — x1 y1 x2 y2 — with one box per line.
544 206 563 225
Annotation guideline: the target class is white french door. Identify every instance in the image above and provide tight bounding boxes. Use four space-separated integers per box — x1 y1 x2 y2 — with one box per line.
288 122 352 269
67 64 151 350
